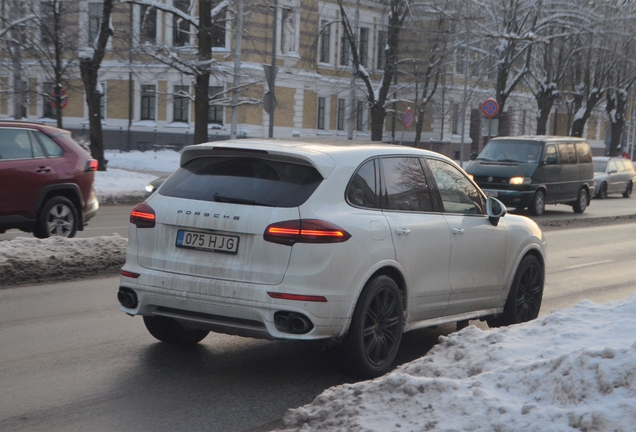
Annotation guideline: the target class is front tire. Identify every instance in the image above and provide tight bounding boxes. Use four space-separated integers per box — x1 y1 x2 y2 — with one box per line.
143 315 209 346
34 196 78 238
345 275 403 378
598 182 608 199
529 190 545 216
488 255 544 328
623 181 633 198
572 188 588 213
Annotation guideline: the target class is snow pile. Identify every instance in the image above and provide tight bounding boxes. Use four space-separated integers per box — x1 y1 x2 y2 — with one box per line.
0 235 127 287
279 298 636 432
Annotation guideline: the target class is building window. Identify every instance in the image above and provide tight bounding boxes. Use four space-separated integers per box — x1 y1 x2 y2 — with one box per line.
173 0 190 47
317 97 326 130
340 28 349 66
173 85 190 123
209 86 224 125
356 101 365 131
88 2 103 46
359 27 369 67
211 0 226 48
43 82 54 118
141 85 156 120
337 98 345 131
377 30 387 70
319 20 330 63
40 2 55 46
455 47 465 75
139 5 157 44
99 82 106 120
452 103 459 135
521 110 527 135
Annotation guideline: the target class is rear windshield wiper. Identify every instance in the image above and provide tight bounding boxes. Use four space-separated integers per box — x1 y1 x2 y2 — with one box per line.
213 193 256 205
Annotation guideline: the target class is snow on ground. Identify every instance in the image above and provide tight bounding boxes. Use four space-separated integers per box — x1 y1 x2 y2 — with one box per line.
3 149 636 430
278 297 636 431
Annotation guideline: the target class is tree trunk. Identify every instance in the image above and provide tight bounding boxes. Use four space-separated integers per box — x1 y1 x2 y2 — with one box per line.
535 90 557 135
370 104 386 142
193 0 212 144
11 42 22 120
570 89 602 138
606 90 627 157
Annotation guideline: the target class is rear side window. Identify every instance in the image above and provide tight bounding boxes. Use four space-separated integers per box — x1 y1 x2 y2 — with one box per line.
35 131 64 157
159 156 323 208
557 143 577 164
575 143 592 163
380 157 434 212
347 159 377 208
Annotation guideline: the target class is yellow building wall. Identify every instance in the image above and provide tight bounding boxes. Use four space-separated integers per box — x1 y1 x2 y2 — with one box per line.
0 78 7 115
587 115 598 140
303 90 317 129
28 79 37 116
330 95 338 130
238 84 264 126
158 81 167 121
106 80 130 120
275 87 296 128
65 81 84 118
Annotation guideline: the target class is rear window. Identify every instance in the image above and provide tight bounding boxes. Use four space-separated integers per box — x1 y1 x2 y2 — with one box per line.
159 156 323 208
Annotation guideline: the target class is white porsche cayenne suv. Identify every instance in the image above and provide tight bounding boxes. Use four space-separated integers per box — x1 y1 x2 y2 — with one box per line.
118 140 546 378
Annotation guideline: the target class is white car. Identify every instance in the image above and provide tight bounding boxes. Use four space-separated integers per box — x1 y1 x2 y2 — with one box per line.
118 140 546 378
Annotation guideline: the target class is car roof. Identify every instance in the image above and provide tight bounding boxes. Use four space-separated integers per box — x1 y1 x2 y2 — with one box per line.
489 135 588 143
181 139 453 178
0 121 69 135
593 156 611 162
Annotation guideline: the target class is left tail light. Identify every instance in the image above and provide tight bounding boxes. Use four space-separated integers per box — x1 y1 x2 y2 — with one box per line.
84 159 98 172
130 202 156 228
264 219 351 246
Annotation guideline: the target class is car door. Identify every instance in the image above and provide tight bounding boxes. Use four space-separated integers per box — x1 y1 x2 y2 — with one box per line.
379 156 451 322
537 144 560 203
425 158 507 316
0 129 56 220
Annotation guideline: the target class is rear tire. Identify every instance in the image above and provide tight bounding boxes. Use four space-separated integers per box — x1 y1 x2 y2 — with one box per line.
345 275 403 378
573 188 588 213
487 255 544 328
143 315 209 346
598 182 608 199
529 190 545 216
623 182 633 198
34 196 78 238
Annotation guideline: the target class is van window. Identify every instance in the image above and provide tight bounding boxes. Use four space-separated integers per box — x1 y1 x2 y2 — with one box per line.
575 143 592 163
544 145 557 165
557 143 577 164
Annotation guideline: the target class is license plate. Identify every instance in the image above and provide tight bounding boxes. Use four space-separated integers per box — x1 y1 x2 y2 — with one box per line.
176 230 239 254
485 190 498 197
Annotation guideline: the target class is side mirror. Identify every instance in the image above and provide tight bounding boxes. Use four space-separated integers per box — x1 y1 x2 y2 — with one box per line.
470 151 478 161
486 197 507 226
609 169 617 174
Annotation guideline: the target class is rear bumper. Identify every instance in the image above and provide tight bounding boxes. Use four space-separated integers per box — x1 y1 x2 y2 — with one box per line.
82 188 99 225
118 267 352 341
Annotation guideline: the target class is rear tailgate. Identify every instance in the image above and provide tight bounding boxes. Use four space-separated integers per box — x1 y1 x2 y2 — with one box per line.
136 195 299 285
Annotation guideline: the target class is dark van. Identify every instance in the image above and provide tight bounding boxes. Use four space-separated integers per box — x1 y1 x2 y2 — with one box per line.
466 136 595 216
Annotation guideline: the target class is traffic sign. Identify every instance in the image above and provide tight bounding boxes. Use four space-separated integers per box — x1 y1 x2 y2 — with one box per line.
482 98 499 118
50 89 68 109
404 107 414 129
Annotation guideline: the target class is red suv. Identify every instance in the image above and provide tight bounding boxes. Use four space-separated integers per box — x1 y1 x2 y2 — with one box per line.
0 122 99 238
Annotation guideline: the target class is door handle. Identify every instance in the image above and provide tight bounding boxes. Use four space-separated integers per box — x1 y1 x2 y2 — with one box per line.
395 228 411 235
452 228 465 235
37 166 52 173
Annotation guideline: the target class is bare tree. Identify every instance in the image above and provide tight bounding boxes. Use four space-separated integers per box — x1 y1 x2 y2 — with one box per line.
79 0 114 171
338 0 409 141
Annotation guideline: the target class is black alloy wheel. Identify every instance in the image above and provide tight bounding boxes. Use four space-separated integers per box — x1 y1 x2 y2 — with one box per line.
488 255 544 328
346 275 403 378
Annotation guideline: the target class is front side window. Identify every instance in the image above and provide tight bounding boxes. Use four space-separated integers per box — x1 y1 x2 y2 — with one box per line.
427 158 484 215
381 157 434 212
88 2 103 46
173 85 190 123
347 159 377 208
209 86 224 125
0 129 38 160
141 85 156 120
319 20 331 63
160 156 323 207
544 145 557 164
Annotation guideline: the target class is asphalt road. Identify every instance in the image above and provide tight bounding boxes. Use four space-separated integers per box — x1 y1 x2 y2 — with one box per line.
1 222 635 432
